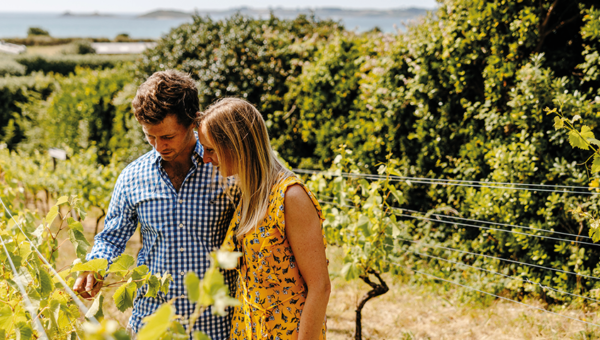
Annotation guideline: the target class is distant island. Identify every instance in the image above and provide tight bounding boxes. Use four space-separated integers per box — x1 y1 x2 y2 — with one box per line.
61 11 117 17
138 7 429 19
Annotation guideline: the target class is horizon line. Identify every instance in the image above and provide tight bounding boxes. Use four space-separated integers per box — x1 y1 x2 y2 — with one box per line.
0 6 436 15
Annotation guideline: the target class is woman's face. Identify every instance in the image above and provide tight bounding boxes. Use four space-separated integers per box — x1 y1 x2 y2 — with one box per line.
199 123 234 177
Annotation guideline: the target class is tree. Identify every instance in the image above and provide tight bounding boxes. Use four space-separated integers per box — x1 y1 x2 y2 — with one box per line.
27 26 50 36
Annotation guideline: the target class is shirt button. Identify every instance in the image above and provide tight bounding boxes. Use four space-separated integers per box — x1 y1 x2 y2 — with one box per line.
178 199 183 204
179 247 184 252
179 223 184 229
180 271 185 276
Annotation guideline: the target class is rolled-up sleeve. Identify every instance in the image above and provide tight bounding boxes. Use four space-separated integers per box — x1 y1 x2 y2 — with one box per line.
87 171 137 264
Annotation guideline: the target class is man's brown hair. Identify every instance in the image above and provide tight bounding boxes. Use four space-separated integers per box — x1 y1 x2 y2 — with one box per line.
132 70 199 127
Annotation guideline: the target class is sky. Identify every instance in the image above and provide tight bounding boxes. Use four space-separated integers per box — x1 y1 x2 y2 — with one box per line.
1 0 439 13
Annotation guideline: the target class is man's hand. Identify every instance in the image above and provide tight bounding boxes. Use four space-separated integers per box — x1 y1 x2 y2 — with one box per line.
73 271 103 299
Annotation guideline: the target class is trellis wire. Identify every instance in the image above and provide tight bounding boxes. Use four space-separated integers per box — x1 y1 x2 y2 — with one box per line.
399 207 593 241
382 243 600 305
316 197 598 247
295 168 600 195
394 211 600 248
317 199 600 281
317 194 593 241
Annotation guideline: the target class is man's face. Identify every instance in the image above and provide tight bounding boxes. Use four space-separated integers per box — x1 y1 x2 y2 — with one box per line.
141 114 196 163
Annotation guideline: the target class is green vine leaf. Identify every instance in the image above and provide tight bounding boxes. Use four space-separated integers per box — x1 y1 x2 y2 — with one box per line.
568 125 595 150
341 262 359 281
45 205 59 225
137 304 174 340
85 292 104 319
553 116 564 130
15 322 33 340
0 305 13 330
593 154 600 173
68 228 90 261
184 272 200 302
38 267 54 296
56 196 69 206
108 254 136 278
113 280 137 312
145 274 161 298
71 258 108 276
193 331 211 340
160 272 173 295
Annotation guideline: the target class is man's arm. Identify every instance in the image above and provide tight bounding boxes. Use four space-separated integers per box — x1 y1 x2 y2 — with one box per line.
73 171 138 299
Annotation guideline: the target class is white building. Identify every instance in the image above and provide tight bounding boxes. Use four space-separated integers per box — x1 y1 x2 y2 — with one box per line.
0 41 27 54
90 42 157 54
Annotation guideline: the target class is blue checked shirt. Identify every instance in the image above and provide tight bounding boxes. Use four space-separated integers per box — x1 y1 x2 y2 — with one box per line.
87 138 239 339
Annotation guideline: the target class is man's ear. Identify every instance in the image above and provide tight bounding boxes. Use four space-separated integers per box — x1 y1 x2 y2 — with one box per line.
195 112 202 128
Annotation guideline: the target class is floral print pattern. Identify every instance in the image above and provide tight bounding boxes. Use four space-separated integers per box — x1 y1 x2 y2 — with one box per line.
223 176 327 340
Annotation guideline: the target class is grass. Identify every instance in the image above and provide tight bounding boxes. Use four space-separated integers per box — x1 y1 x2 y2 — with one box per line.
24 45 72 56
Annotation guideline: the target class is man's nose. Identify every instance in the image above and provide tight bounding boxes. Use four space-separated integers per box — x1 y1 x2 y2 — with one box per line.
202 153 210 163
155 141 167 153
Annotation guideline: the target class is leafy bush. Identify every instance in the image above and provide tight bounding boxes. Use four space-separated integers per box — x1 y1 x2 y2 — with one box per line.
0 57 26 77
20 67 146 164
27 26 50 36
62 39 96 55
2 36 111 46
282 0 600 306
15 54 136 75
135 14 342 115
0 73 55 148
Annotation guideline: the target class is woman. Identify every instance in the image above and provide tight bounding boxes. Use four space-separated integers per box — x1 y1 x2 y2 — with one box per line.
197 98 331 340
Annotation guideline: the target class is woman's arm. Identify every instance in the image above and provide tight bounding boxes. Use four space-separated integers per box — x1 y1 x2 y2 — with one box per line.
285 184 331 340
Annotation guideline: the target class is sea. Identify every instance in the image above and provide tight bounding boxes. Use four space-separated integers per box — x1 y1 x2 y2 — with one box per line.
0 12 413 39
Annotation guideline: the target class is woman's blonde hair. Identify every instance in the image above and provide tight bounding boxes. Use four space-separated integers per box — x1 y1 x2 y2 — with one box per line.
198 98 293 239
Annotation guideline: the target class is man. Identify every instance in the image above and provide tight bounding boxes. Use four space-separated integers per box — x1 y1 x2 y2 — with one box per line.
73 70 238 339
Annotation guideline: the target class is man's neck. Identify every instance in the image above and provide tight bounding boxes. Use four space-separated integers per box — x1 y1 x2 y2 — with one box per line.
162 141 196 171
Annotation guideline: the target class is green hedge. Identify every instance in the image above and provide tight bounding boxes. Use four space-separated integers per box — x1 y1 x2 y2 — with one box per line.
0 73 56 148
135 14 342 116
3 36 155 46
19 67 148 164
15 54 137 75
0 57 26 77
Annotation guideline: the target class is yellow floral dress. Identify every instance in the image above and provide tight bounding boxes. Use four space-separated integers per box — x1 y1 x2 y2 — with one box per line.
223 175 327 340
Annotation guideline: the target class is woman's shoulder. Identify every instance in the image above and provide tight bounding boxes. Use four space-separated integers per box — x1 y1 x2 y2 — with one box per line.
270 173 323 221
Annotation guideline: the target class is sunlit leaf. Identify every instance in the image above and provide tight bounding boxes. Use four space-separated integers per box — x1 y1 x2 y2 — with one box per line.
45 205 59 225
138 304 174 340
86 292 104 319
114 281 137 313
184 272 200 302
341 262 359 281
193 331 211 340
108 254 136 277
71 258 108 276
56 196 69 206
145 275 161 298
593 154 600 173
568 126 594 150
553 116 564 130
